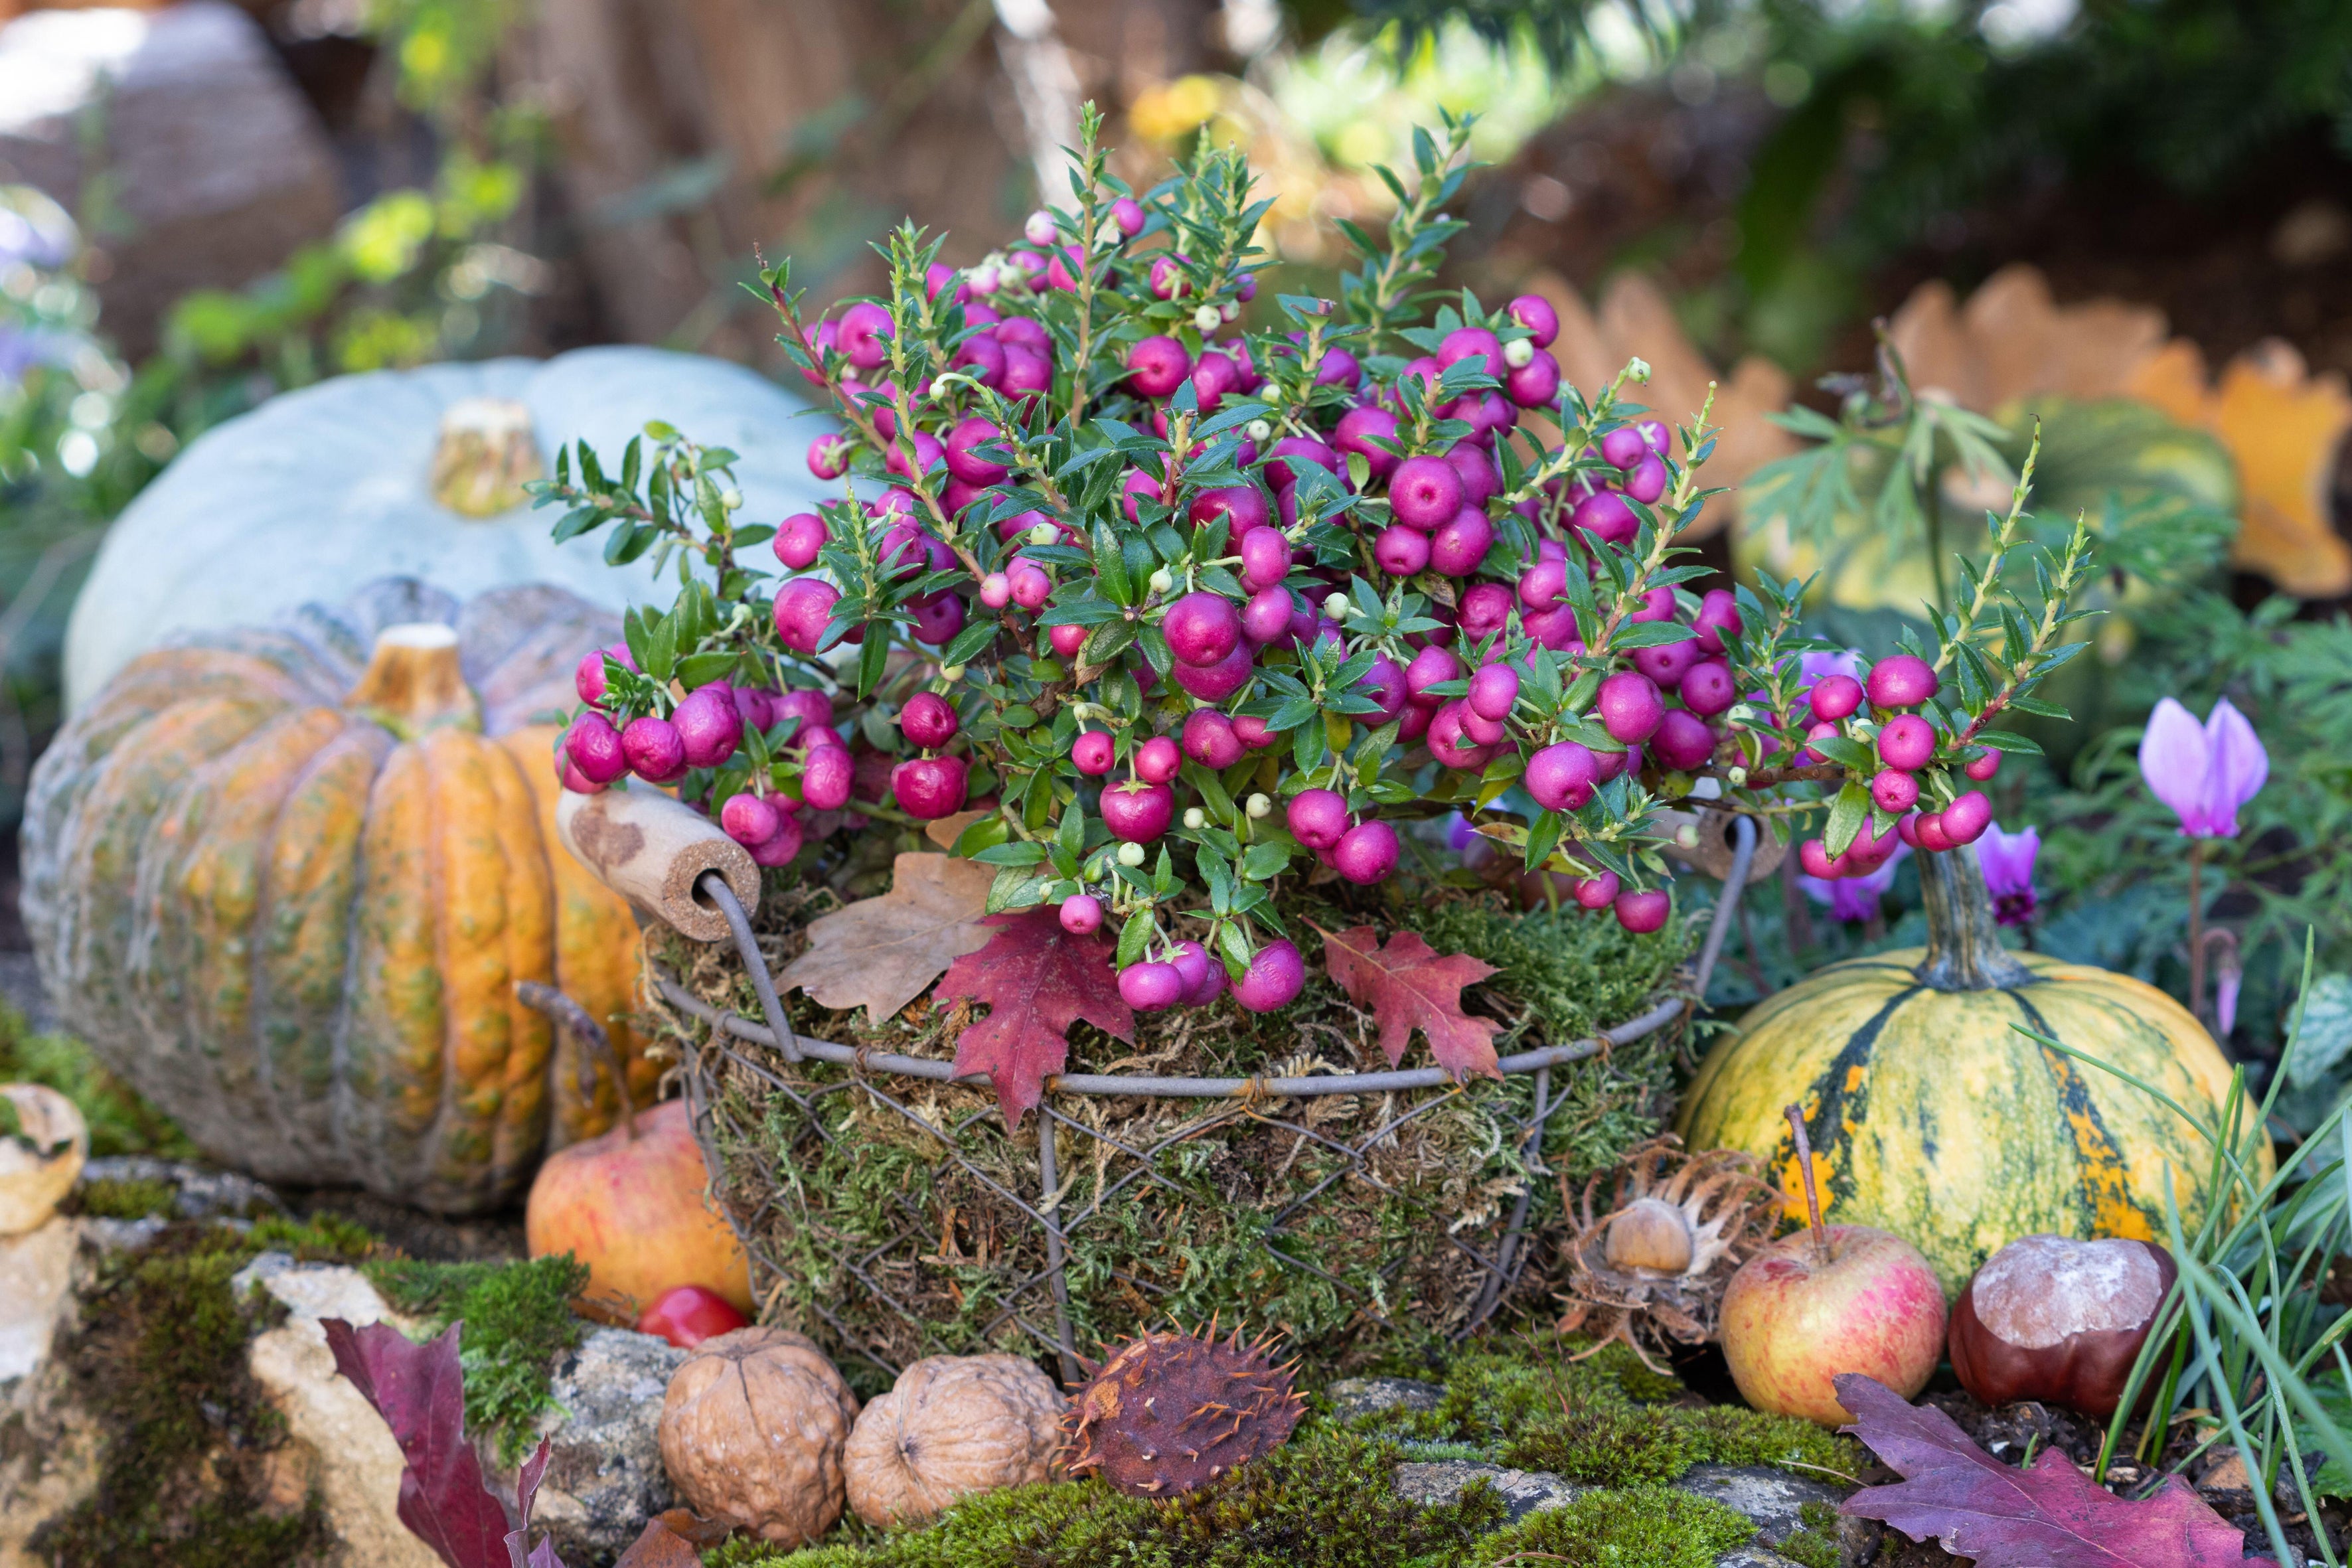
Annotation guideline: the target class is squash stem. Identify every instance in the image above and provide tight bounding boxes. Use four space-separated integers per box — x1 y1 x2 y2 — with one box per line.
1914 843 2033 992
1784 1103 1830 1267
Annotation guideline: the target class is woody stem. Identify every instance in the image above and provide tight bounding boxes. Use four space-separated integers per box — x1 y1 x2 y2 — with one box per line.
2187 840 2207 1024
1785 1103 1829 1267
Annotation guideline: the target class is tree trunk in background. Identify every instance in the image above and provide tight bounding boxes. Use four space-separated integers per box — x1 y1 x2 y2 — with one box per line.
510 0 1219 358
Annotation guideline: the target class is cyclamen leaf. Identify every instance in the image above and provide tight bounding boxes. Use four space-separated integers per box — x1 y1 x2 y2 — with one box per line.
937 908 1135 1121
775 853 996 1027
1835 1374 2244 1568
323 1318 562 1568
1315 924 1502 1080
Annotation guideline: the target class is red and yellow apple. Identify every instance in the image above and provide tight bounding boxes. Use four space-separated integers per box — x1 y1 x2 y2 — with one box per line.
1720 1222 1948 1425
526 1098 753 1322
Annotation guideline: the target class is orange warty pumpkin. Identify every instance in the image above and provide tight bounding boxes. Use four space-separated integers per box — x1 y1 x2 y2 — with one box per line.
21 579 649 1212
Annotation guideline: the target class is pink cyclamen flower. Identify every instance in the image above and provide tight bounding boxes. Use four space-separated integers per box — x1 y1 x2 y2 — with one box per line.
2215 963 2242 1038
2138 696 2267 838
1800 843 1909 923
1975 821 2040 928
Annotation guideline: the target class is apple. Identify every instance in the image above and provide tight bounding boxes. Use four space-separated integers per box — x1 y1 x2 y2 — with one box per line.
526 1098 753 1323
637 1283 750 1349
1719 1106 1948 1425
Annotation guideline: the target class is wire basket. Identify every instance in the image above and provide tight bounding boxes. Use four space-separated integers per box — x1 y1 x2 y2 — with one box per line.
649 820 1755 1389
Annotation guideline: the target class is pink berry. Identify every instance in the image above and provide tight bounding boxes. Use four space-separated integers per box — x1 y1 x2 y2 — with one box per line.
773 688 834 736
1691 589 1742 654
1313 346 1362 390
1189 485 1271 535
574 647 617 707
1573 871 1619 909
774 512 826 570
837 301 893 370
1000 344 1053 402
901 692 959 748
1527 742 1599 811
892 755 969 819
674 684 744 768
1048 622 1087 659
1600 428 1648 470
1445 444 1499 508
560 760 603 795
773 578 846 655
1375 524 1431 576
1233 939 1306 1013
1569 489 1639 546
1468 664 1519 722
1134 736 1182 784
1798 838 1843 880
1624 455 1668 505
1507 294 1559 348
1059 893 1103 935
1871 768 1919 813
1964 749 2003 782
1358 653 1409 721
1232 715 1276 749
1148 254 1190 299
1127 334 1192 398
1596 672 1665 745
801 744 854 811
1008 563 1053 611
1518 558 1568 612
1403 649 1460 704
1264 437 1338 491
564 712 629 784
1333 820 1399 885
1877 714 1937 771
1504 349 1561 410
1680 660 1735 716
1101 779 1175 842
909 593 966 647
953 332 1004 388
1941 789 1993 845
1427 700 1491 771
1632 639 1701 689
1119 467 1163 522
1170 641 1255 702
1866 654 1940 708
1810 673 1863 722
1387 455 1464 530
945 416 1009 485
1460 706 1506 745
1241 586 1294 645
1119 961 1185 1012
1286 789 1350 850
1614 888 1671 934
721 793 781 848
1458 583 1514 641
623 716 687 782
1430 509 1494 576
1239 527 1293 590
1164 591 1243 668
1191 351 1238 411
1109 196 1145 237
980 573 1012 609
1332 406 1401 481
1072 730 1116 775
1163 940 1213 1001
1182 710 1244 769
748 815 804 868
1911 812 1954 852
1438 326 1504 380
1650 709 1715 772
807 434 850 480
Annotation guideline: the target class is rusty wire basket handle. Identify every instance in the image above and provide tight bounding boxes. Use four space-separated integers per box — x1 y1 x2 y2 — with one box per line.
660 815 1757 1382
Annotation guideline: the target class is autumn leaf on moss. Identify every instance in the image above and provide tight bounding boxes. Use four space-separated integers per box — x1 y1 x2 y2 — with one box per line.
936 907 1132 1121
1316 924 1502 1080
776 852 996 1026
1835 1373 2243 1567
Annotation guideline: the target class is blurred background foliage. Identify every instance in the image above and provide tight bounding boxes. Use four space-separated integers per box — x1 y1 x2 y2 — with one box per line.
2 0 2349 1112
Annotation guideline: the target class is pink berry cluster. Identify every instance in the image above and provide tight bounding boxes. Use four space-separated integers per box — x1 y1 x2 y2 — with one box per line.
536 115 2080 1041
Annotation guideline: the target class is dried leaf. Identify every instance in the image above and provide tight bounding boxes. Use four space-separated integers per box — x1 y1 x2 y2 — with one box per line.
776 852 996 1026
1885 265 2169 412
1316 924 1502 1080
613 1516 708 1568
937 908 1133 1121
1836 1373 2244 1567
324 1318 563 1568
0 1082 87 1235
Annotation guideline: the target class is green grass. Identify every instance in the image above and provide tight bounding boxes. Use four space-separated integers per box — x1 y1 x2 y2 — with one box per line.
0 1002 193 1159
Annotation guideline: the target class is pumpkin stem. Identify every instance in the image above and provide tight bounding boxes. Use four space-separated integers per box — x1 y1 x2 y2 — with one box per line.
1783 1103 1830 1267
430 396 542 518
345 624 482 739
1913 843 2034 991
516 980 637 1138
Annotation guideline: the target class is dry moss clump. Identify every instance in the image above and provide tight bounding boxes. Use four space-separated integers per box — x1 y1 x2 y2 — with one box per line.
642 856 1697 1396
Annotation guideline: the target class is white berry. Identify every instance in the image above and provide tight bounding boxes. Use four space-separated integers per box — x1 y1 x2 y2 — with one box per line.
1245 419 1273 443
1245 792 1271 819
1117 840 1146 866
1023 209 1058 246
1182 807 1206 829
1193 304 1221 334
1323 592 1350 621
1029 522 1058 546
1148 568 1174 595
1504 339 1535 368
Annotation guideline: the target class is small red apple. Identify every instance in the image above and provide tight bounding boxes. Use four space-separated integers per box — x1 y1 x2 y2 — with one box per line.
1719 1106 1949 1426
637 1284 750 1349
526 1098 753 1323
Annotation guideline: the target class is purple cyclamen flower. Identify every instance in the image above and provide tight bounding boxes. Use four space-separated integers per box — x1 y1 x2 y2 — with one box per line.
1975 821 2041 927
2138 696 2266 838
2215 964 2241 1038
1800 842 1909 923
1444 813 1476 854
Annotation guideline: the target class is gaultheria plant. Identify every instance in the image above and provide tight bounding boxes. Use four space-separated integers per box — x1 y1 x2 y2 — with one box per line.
2138 695 2269 1024
528 107 2096 1109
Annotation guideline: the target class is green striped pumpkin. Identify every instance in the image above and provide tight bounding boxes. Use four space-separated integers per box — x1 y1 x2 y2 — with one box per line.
1678 846 2270 1295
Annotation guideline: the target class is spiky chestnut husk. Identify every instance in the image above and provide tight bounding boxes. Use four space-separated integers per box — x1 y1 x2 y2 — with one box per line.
1553 1135 1782 1370
1061 1322 1304 1496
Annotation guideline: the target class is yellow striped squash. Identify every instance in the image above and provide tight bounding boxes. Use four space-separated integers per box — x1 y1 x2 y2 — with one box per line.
1678 844 2270 1295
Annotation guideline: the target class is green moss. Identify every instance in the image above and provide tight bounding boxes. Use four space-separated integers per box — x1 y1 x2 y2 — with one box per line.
1468 1484 1757 1566
251 1213 386 1259
73 1176 178 1219
33 1224 337 1567
366 1253 591 1464
0 1002 193 1159
1776 1500 1844 1568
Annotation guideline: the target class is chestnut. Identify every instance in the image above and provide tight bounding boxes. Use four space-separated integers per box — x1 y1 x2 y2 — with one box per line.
1948 1235 2176 1419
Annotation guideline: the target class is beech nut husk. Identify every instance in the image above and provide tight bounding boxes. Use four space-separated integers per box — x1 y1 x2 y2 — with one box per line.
1948 1234 2176 1419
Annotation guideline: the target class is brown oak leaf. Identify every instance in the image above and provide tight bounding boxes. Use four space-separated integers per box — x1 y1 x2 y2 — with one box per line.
936 907 1132 1121
1316 924 1502 1080
776 852 995 1026
1836 1373 2244 1567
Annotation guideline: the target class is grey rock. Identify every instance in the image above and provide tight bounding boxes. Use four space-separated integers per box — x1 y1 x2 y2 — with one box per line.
1393 1459 1589 1523
1678 1462 1871 1563
82 1156 280 1220
1717 1549 1805 1567
507 1327 688 1564
0 953 56 1036
1326 1375 1445 1423
0 1 340 355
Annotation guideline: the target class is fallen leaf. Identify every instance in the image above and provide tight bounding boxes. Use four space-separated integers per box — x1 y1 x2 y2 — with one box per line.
1316 924 1502 1081
776 852 997 1026
323 1318 564 1568
1835 1372 2244 1568
613 1514 707 1568
924 809 990 850
1 1082 86 1234
937 908 1133 1121
1885 264 2169 412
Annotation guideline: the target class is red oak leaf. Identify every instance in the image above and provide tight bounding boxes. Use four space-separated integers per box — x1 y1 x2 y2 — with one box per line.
1835 1373 2245 1568
937 908 1133 1121
323 1317 564 1568
1316 924 1502 1080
